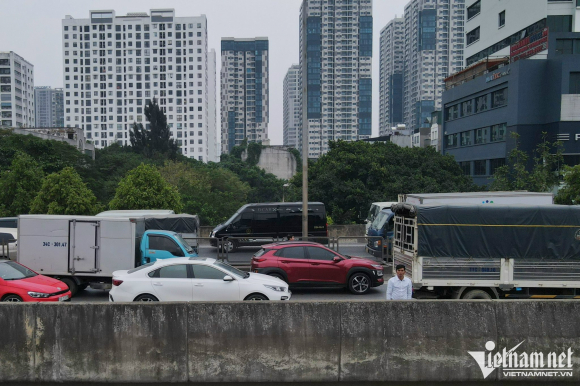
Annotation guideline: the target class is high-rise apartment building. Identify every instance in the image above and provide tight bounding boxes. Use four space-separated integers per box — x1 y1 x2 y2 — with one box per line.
0 51 34 128
220 38 269 154
299 0 373 158
401 0 465 132
379 18 404 136
62 9 216 162
35 86 64 127
207 49 218 162
283 64 300 148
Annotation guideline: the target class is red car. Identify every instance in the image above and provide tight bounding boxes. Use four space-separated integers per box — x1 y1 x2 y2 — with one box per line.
251 241 384 294
0 260 71 302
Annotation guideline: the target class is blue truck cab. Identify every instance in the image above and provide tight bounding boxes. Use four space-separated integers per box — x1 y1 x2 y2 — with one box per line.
141 230 197 265
365 209 395 261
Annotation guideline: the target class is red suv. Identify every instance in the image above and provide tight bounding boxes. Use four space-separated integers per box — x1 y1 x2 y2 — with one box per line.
251 241 384 294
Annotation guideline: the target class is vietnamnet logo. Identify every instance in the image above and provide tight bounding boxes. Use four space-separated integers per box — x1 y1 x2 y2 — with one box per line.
468 341 574 378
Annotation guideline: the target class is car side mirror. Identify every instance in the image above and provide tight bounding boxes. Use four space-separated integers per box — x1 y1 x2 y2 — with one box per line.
223 275 234 282
333 256 342 262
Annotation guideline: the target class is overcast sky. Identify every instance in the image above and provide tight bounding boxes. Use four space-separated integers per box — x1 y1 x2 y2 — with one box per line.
0 0 407 144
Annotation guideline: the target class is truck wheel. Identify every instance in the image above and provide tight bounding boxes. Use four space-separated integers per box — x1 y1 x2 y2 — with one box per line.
60 277 78 297
348 273 371 295
462 289 492 300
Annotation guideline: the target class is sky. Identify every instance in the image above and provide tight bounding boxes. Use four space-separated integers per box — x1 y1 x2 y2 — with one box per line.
0 0 407 145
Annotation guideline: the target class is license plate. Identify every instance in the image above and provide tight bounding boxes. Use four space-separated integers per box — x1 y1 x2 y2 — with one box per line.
59 295 69 302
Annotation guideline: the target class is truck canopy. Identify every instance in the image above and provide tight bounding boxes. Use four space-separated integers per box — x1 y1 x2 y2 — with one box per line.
392 203 580 260
143 214 199 236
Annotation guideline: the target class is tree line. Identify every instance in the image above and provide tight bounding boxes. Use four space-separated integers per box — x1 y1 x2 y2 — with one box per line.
0 100 574 226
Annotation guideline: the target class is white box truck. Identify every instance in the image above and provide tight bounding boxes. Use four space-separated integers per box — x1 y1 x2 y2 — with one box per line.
400 191 554 206
17 215 198 296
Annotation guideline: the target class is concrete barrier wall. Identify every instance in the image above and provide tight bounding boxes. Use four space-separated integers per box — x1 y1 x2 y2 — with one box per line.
1 301 578 384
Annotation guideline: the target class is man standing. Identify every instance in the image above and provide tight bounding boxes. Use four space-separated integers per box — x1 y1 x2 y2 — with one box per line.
386 264 412 300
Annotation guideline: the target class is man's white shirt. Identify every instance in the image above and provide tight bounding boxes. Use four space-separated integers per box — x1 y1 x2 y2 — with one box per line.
386 276 412 300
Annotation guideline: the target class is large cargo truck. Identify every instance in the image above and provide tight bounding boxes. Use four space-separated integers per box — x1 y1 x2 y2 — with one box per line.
392 203 580 299
17 215 197 295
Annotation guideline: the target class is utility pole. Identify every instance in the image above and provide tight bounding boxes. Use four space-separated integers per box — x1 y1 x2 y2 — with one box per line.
301 1 309 240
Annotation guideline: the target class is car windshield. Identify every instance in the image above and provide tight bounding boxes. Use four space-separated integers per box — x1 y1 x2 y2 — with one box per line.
174 234 194 253
371 210 391 230
0 261 37 280
214 261 248 278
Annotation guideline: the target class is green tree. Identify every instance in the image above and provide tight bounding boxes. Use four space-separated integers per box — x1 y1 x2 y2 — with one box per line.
129 98 179 159
109 163 183 212
0 153 44 216
220 152 286 203
490 132 563 192
159 160 250 225
30 167 101 215
555 165 580 204
85 144 152 205
291 140 477 224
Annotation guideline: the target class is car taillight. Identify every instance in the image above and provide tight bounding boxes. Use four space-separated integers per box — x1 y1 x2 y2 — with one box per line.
253 257 266 262
112 279 123 286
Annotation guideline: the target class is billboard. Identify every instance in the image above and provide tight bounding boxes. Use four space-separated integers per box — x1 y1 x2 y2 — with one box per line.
510 28 549 63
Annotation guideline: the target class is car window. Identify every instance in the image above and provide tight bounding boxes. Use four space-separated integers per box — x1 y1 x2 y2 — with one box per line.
148 235 184 257
280 246 306 259
306 246 336 261
149 264 188 279
0 261 36 280
214 261 245 278
191 265 227 280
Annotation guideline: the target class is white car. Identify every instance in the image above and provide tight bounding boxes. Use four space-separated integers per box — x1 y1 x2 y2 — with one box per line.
109 257 291 302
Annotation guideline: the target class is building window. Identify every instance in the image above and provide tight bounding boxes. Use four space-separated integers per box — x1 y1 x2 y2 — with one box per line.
491 88 508 108
556 39 574 55
474 160 487 176
460 131 472 147
446 133 458 148
461 100 473 117
490 158 506 175
459 161 471 176
491 123 507 142
498 11 505 28
476 95 488 113
547 15 573 33
570 73 580 94
474 127 489 144
467 0 481 20
466 27 480 46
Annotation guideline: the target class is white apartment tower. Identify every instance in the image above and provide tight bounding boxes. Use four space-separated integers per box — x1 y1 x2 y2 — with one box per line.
283 64 301 148
220 38 269 154
0 51 34 128
35 87 64 127
62 9 217 162
402 0 465 132
299 0 373 159
379 18 404 136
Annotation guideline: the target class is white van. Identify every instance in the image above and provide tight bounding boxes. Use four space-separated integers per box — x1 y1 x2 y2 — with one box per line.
365 202 397 232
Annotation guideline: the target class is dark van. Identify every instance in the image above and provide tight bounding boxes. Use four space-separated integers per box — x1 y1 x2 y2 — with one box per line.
210 202 327 252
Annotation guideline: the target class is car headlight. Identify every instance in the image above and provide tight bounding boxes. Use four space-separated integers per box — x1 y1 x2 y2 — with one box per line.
264 284 286 292
209 231 214 238
28 291 51 298
371 264 383 270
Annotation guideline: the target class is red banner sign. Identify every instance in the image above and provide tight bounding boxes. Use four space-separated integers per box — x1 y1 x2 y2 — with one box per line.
510 28 549 63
